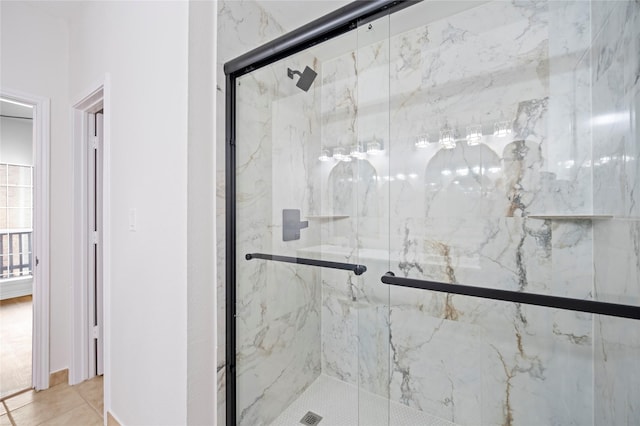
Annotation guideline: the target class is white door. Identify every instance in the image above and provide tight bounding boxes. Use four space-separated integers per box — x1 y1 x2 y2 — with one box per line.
87 111 104 377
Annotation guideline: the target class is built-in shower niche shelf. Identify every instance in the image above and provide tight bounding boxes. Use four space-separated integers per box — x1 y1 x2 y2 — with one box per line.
305 215 350 220
527 214 613 220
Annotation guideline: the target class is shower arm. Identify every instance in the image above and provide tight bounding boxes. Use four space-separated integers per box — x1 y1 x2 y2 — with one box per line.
287 68 302 79
381 272 640 320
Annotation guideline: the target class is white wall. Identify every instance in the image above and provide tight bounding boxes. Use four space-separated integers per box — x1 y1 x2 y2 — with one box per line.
67 2 189 424
187 1 217 424
0 117 33 165
0 1 71 374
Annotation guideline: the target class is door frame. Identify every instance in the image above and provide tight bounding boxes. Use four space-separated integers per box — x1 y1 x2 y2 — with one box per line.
70 76 111 412
0 88 51 391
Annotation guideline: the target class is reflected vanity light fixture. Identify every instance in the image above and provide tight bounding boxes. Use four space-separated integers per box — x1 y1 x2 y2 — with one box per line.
350 144 367 160
493 120 512 138
366 140 384 155
318 149 332 162
415 134 430 148
333 147 351 162
439 127 456 149
466 125 482 146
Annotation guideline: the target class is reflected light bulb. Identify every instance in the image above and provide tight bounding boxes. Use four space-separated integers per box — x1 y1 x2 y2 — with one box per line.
318 149 331 162
415 135 430 148
493 121 512 138
366 141 383 155
466 125 482 146
439 128 456 149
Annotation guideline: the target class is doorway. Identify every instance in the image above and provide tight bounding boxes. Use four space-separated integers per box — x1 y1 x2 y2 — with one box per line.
71 84 106 388
87 110 104 378
0 90 51 396
0 98 34 397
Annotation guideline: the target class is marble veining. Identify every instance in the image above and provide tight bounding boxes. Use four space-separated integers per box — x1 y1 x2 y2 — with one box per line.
219 0 640 425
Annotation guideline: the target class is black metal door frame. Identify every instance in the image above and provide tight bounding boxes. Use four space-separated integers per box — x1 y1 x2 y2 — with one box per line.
223 0 640 423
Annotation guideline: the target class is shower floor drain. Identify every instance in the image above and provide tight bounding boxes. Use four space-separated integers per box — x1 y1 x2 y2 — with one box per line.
300 411 323 425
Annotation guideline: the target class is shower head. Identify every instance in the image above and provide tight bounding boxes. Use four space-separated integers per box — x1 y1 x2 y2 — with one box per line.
287 66 317 92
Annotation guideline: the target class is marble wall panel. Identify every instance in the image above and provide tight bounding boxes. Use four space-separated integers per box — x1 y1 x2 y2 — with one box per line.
381 1 601 424
591 4 640 423
591 2 628 216
219 3 331 423
235 298 321 425
543 1 593 214
216 2 290 421
594 220 640 426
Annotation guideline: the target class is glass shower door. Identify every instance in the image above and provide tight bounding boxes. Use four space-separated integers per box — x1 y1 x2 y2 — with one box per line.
230 1 639 424
233 23 391 425
352 13 392 426
382 1 640 425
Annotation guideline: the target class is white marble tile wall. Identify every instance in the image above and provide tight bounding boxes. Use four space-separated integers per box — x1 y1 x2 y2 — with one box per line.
591 2 640 426
216 2 289 422
217 0 640 425
348 1 601 424
216 2 330 424
594 221 640 426
233 62 325 425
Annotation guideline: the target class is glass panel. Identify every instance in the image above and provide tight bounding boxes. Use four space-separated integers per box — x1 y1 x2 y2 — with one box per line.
386 1 640 425
235 28 370 425
7 165 31 186
231 1 638 424
8 208 31 229
7 187 32 208
0 208 6 230
355 14 391 426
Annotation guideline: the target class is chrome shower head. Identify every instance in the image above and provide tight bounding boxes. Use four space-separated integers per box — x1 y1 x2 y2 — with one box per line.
287 66 317 92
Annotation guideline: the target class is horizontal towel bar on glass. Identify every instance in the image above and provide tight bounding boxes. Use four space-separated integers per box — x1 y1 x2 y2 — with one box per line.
246 253 367 275
381 272 640 320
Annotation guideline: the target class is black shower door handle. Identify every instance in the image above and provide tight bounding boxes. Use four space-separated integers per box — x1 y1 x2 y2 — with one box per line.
246 253 367 275
381 272 640 320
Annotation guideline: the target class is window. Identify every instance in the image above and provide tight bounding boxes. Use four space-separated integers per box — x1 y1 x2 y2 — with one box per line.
0 163 33 279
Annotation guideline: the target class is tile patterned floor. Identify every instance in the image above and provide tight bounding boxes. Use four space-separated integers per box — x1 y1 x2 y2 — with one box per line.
0 375 103 426
271 375 455 426
0 296 32 399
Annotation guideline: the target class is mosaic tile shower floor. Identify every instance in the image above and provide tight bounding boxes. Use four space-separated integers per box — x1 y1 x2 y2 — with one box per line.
271 375 455 426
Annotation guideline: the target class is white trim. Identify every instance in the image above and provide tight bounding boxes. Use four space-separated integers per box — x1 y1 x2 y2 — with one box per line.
71 101 90 386
0 88 51 391
102 75 112 420
70 75 111 418
70 76 110 383
86 111 97 379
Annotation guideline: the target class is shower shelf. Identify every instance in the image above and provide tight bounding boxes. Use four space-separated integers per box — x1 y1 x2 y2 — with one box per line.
527 215 613 220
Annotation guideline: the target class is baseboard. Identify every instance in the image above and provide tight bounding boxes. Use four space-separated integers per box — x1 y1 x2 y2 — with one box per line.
107 411 122 426
49 369 68 387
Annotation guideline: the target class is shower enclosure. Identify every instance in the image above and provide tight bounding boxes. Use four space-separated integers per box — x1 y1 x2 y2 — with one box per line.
224 0 640 424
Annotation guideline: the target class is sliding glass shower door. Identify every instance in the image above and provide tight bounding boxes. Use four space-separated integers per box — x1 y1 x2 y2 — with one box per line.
383 1 640 425
232 22 392 425
227 1 639 425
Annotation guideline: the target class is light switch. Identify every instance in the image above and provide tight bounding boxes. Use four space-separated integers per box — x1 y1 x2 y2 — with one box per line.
129 208 137 231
